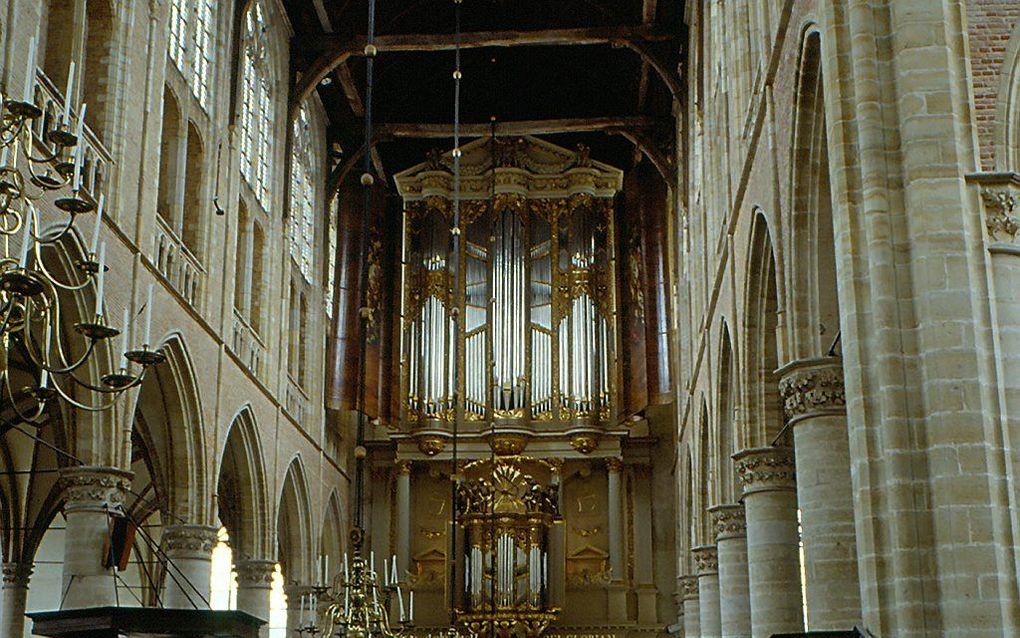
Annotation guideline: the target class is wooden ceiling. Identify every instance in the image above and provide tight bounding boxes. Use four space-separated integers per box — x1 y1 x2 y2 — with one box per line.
284 0 685 184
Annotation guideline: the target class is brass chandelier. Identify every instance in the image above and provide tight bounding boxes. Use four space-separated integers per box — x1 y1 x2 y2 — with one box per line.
0 38 163 419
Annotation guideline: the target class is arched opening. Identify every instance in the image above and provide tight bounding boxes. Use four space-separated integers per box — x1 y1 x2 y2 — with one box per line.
297 292 307 386
790 31 840 359
41 0 74 91
82 0 115 140
744 213 782 446
234 201 251 312
716 325 736 503
183 121 206 258
158 87 183 224
697 399 711 544
250 222 266 334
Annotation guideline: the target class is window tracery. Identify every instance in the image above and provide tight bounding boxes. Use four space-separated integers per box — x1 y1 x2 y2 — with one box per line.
289 105 315 281
239 0 274 208
167 0 216 109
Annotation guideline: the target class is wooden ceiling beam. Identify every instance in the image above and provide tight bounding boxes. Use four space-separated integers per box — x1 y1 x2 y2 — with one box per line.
291 25 675 119
375 116 660 139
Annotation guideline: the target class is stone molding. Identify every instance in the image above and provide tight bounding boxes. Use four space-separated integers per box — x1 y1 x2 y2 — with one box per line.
678 574 699 600
234 559 277 588
59 466 133 512
733 447 796 494
691 545 718 576
283 583 316 607
161 525 219 558
1 563 33 587
778 357 846 423
708 503 746 541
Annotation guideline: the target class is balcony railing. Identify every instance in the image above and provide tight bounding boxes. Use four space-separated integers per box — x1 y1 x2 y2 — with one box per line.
154 214 204 307
31 70 112 206
231 309 266 381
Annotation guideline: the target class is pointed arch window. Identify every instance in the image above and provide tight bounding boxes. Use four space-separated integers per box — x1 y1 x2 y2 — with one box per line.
325 196 338 318
167 0 216 110
239 1 274 208
289 105 316 281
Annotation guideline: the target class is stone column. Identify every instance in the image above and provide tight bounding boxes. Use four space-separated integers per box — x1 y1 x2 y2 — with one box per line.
1 563 32 638
58 466 133 608
692 546 720 638
606 458 624 580
235 559 276 632
680 575 701 638
709 504 751 638
734 447 803 638
395 460 411 577
161 524 218 609
778 358 861 630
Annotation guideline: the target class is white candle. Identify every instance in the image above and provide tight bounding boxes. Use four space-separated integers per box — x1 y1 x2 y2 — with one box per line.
18 205 32 267
76 102 87 140
120 308 129 369
343 552 349 579
409 590 414 622
383 557 389 586
370 551 375 573
63 61 75 122
397 586 405 621
324 554 329 583
391 556 398 584
72 141 83 192
39 323 51 388
91 194 104 253
95 242 106 317
23 37 36 103
143 283 153 346
299 594 306 624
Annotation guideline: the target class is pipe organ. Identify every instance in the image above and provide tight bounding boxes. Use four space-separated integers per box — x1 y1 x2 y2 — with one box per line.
456 457 560 638
396 137 624 431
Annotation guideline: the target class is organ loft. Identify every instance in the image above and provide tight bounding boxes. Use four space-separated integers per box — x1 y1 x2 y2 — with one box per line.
1 2 1019 638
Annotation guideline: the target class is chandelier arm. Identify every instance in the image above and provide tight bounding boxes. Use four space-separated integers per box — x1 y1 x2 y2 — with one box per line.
24 128 70 169
45 372 126 411
0 371 47 423
64 366 146 394
20 290 99 374
23 243 94 291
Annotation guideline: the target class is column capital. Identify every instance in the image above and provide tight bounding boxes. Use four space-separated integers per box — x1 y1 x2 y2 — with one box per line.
734 447 796 494
966 171 1020 243
678 574 700 600
161 524 219 559
58 466 133 512
396 459 413 475
777 357 846 423
691 545 718 576
605 457 623 473
1 563 32 588
708 503 746 541
234 559 277 589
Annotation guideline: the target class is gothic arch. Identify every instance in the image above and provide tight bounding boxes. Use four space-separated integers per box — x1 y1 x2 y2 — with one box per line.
994 19 1020 171
714 322 737 503
742 211 783 447
320 489 344 571
217 406 270 559
277 455 314 583
788 27 840 360
695 397 712 545
128 334 208 523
